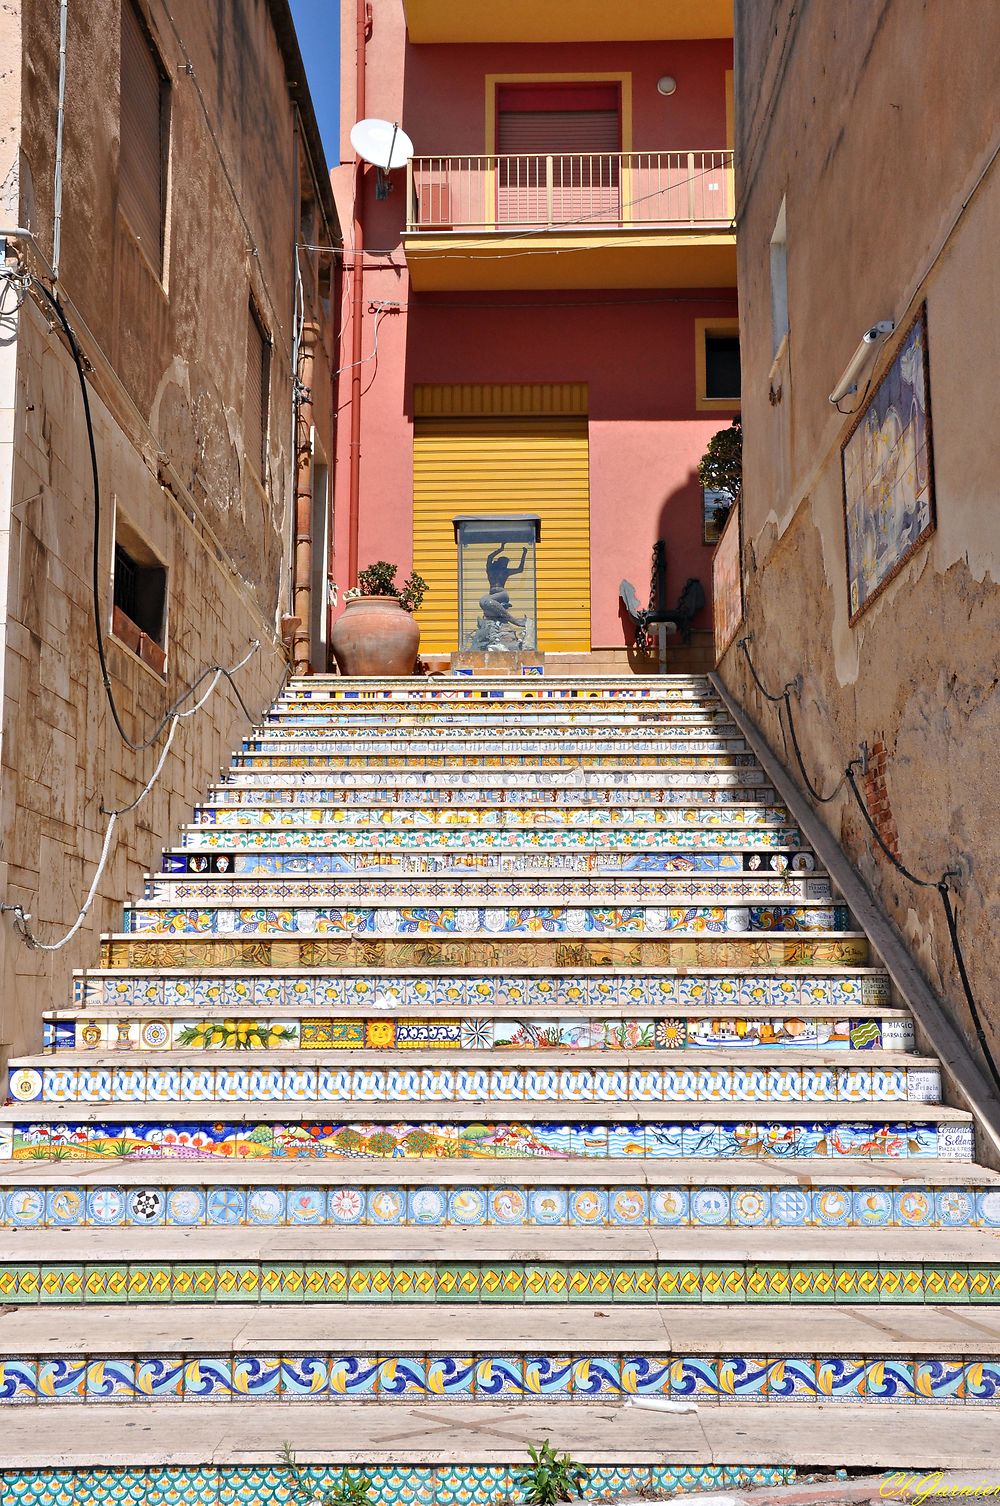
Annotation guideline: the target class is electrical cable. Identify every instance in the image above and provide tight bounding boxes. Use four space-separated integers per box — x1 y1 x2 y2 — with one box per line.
31 277 265 753
2 639 278 953
738 635 1000 1097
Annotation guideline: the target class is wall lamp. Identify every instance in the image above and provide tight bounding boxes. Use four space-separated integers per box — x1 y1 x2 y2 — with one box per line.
828 320 895 405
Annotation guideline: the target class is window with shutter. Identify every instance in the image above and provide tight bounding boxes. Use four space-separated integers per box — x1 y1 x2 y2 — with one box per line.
119 0 169 272
245 299 271 478
497 84 621 226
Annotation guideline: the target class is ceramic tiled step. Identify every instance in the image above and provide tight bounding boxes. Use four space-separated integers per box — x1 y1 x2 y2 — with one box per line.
243 721 737 737
0 1100 975 1164
238 751 758 769
139 875 835 908
252 737 750 756
265 695 734 713
189 804 794 830
162 846 815 875
3 1224 1000 1304
46 1000 913 1058
247 737 752 756
279 678 716 699
2 1158 995 1229
98 935 873 970
219 766 766 790
0 1304 998 1405
198 790 784 816
7 1050 942 1107
179 824 807 852
68 964 895 1014
5 1404 998 1473
120 899 853 938
206 777 775 805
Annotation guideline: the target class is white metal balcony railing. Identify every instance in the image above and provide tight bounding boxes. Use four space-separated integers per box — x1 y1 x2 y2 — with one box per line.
405 151 734 233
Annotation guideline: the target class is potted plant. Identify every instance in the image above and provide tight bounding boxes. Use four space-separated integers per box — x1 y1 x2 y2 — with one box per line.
331 561 428 676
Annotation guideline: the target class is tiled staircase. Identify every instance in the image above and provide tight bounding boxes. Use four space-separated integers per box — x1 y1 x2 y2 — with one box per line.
3 675 1000 1504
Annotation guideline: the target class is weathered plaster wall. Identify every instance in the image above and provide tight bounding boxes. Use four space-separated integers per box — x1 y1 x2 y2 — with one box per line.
0 0 336 1057
725 0 1000 1062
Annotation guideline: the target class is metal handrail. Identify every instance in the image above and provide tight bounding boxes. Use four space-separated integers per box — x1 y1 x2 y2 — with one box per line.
405 149 734 233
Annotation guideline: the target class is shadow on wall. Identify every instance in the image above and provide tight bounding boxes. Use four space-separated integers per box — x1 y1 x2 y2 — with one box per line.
618 467 712 658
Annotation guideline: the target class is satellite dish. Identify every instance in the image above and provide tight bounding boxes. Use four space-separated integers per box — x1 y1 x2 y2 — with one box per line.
350 118 414 171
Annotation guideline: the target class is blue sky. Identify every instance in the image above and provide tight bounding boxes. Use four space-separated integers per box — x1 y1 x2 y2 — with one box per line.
289 0 340 166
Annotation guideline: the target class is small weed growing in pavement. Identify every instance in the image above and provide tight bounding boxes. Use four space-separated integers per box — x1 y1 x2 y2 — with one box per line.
514 1440 589 1504
279 1443 373 1506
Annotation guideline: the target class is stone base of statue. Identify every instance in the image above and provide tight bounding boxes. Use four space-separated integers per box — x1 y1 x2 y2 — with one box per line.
469 614 525 652
450 650 546 676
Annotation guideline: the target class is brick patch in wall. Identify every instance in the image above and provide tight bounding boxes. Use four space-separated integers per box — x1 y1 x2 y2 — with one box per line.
861 739 900 859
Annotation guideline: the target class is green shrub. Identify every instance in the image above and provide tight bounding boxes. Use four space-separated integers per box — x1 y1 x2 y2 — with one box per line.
356 561 428 613
515 1440 588 1505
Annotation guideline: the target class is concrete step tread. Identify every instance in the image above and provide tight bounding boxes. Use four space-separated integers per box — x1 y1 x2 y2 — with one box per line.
164 843 813 855
0 1399 995 1467
71 965 892 979
4 1224 997 1263
181 825 807 837
125 896 839 911
105 932 866 944
0 1099 964 1123
16 1406 1000 1474
143 871 816 885
0 1156 990 1186
0 1302 997 1352
48 1002 911 1022
217 765 759 779
17 1050 933 1068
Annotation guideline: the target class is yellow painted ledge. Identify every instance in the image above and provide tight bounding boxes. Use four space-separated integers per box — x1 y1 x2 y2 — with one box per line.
404 0 732 44
403 230 737 292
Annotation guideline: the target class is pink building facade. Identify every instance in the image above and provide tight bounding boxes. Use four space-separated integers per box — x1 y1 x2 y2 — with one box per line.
332 1 737 666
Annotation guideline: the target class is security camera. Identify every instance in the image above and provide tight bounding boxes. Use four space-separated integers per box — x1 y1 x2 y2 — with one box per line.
829 320 895 405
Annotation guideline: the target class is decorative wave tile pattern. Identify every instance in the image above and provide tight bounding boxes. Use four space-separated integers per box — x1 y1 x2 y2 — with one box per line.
0 1350 998 1403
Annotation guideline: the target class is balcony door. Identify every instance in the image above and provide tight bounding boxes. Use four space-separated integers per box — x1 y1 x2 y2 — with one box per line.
496 84 621 228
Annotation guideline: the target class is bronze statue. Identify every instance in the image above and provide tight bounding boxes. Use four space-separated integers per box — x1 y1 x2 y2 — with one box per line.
472 544 529 649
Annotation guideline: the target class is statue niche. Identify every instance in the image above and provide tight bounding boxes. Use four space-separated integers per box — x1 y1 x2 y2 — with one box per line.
472 544 529 651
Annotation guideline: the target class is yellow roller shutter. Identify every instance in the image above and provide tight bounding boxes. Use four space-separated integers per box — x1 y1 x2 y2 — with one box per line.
412 414 591 653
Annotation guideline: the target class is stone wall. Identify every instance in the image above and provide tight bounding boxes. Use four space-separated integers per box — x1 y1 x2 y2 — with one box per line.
0 0 338 1058
724 0 1000 1062
0 303 288 1057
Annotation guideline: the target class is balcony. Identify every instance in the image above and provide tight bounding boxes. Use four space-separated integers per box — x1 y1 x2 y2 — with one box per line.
403 0 733 44
402 151 737 292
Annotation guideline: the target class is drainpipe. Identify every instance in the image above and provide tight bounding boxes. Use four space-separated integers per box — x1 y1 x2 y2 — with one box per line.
292 327 316 674
52 0 69 280
346 0 370 586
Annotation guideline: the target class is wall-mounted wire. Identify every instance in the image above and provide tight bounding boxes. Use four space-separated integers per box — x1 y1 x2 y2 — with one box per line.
31 277 268 753
737 634 999 1096
1 638 276 953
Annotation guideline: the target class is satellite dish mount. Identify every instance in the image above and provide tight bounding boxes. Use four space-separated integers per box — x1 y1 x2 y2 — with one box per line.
349 118 415 199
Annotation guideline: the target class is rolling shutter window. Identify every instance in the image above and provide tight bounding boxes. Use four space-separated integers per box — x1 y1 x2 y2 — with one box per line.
245 300 270 477
497 86 621 224
120 0 168 269
413 413 591 654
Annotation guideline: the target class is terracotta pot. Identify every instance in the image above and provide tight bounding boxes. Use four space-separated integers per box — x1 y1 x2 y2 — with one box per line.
331 594 420 677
